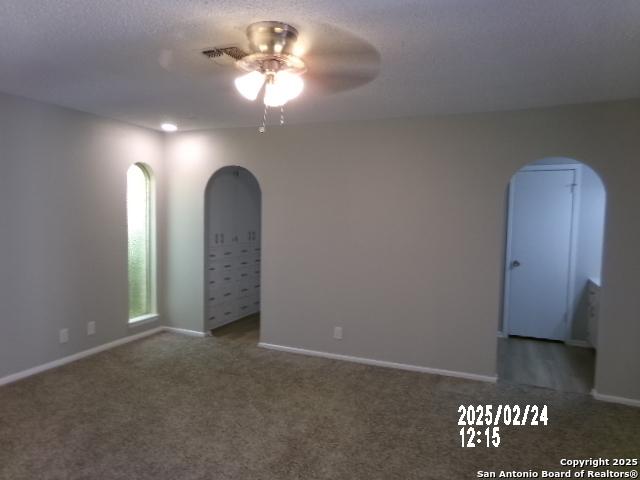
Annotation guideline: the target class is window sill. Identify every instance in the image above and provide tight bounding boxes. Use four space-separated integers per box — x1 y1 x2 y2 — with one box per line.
128 313 159 327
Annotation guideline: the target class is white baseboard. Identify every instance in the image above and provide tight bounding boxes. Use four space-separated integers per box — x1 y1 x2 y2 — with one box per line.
163 326 206 338
0 327 164 387
258 342 497 384
591 389 640 408
565 339 593 349
0 325 207 387
10 331 637 409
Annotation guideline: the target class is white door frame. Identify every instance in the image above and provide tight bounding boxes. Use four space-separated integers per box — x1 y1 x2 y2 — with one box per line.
501 163 582 342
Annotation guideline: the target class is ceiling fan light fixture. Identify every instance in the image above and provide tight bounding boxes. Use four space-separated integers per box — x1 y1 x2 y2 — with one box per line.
263 71 304 107
263 77 285 107
210 21 308 127
234 70 266 101
278 70 304 101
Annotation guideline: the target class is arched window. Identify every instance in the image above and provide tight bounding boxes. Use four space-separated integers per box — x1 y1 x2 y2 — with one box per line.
127 163 155 321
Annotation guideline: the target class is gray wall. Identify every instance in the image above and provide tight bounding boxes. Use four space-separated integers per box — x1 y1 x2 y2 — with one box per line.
572 165 606 341
0 92 165 378
164 100 640 401
1 91 637 402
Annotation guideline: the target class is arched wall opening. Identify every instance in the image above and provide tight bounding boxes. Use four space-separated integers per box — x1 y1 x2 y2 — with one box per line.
203 166 262 340
497 157 606 393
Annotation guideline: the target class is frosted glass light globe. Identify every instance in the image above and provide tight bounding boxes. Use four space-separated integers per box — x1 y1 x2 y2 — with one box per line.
234 71 266 101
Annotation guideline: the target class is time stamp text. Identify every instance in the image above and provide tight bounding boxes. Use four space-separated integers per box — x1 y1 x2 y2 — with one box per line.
458 405 638 478
458 404 548 448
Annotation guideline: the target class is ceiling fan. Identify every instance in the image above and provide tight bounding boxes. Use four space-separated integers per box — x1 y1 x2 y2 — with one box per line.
201 21 380 131
204 21 305 109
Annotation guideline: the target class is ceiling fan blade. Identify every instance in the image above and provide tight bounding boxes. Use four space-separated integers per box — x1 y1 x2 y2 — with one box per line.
202 46 250 61
157 46 236 76
156 22 247 77
300 23 381 94
306 68 379 94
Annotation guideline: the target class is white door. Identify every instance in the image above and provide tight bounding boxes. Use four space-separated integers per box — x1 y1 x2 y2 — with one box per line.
506 169 575 340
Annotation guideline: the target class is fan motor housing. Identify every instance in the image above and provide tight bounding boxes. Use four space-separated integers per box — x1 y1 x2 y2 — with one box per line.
237 21 307 75
247 21 298 56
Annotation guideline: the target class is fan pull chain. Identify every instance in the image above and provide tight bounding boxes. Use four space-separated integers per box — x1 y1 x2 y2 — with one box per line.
258 104 286 133
259 104 269 133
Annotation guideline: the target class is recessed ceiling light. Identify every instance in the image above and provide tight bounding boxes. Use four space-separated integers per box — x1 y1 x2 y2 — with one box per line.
161 123 178 132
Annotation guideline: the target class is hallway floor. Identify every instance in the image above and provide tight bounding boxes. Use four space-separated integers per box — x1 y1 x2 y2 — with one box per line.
210 313 260 344
497 336 596 394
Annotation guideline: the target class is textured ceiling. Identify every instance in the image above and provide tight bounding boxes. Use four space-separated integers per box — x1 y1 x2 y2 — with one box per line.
1 0 639 131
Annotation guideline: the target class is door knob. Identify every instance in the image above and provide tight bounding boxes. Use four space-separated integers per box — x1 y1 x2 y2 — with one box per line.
511 260 521 268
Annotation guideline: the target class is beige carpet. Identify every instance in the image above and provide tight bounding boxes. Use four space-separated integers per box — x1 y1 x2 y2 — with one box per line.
0 316 638 480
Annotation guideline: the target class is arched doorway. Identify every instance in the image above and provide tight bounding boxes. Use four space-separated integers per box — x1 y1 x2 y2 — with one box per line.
498 158 606 393
204 166 262 341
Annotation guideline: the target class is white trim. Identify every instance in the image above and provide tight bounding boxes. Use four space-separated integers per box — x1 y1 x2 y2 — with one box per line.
0 327 164 387
501 177 516 336
0 325 209 387
258 342 497 383
565 339 593 348
128 313 159 326
8 332 638 408
592 389 640 408
497 330 507 338
163 326 206 338
566 165 582 342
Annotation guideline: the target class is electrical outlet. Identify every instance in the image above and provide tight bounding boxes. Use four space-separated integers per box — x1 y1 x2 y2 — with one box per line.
333 326 343 340
59 328 69 344
87 321 96 336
